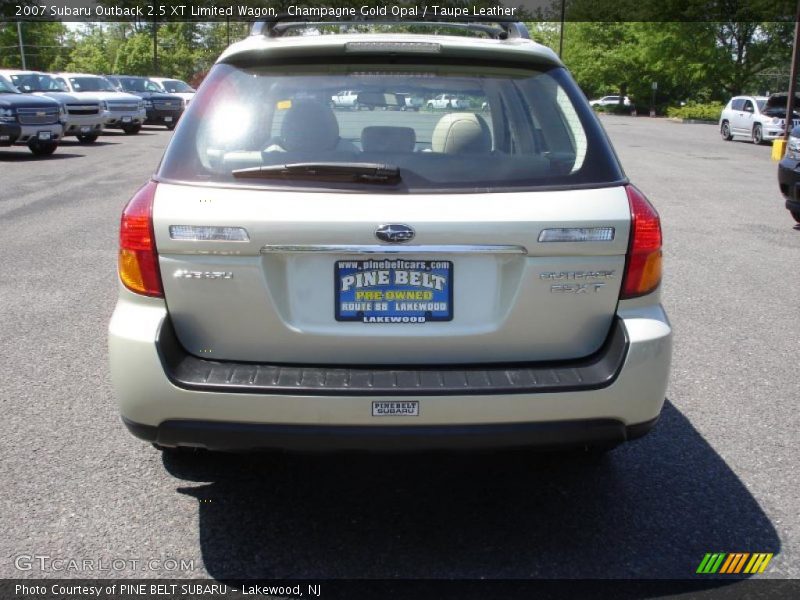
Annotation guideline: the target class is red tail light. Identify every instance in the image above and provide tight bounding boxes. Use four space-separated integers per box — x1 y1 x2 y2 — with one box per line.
621 185 662 299
118 181 163 297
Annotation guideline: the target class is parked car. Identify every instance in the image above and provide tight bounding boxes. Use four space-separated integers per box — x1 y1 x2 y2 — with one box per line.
719 95 800 144
149 77 196 106
0 70 104 143
778 124 800 223
589 95 631 107
53 73 146 135
0 74 63 155
401 93 424 111
104 75 184 130
426 93 463 109
109 19 671 454
330 90 361 109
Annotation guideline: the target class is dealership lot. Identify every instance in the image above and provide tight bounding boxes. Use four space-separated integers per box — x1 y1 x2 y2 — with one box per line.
0 116 798 580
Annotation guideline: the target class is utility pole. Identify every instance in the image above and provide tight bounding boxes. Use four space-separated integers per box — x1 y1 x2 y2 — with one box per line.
152 15 158 74
558 0 566 57
785 0 800 141
17 21 26 70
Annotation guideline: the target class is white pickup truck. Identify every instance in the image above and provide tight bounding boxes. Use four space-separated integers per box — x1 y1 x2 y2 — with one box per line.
330 90 360 109
426 94 464 109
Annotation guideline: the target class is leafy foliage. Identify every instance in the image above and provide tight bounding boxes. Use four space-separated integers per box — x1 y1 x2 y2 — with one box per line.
666 102 726 121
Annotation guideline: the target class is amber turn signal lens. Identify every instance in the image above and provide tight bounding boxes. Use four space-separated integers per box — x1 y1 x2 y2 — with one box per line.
118 181 163 297
621 185 662 299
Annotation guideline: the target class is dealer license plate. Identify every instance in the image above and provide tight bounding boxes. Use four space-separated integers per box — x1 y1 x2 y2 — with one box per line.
37 131 51 141
122 116 132 123
335 259 453 323
80 126 90 133
164 117 173 123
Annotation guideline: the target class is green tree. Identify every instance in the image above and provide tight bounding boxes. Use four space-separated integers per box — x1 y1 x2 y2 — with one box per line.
112 32 153 75
0 21 69 71
65 24 113 74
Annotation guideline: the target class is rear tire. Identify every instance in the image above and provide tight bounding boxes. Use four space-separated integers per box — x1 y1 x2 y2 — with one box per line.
76 133 98 144
122 124 141 135
28 140 58 156
166 123 176 131
790 210 800 224
720 121 733 141
753 124 764 145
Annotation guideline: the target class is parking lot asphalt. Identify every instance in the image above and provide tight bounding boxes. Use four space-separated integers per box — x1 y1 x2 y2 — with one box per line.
0 116 798 582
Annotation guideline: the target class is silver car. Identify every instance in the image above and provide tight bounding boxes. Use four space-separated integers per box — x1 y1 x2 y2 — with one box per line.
719 95 800 144
109 20 672 453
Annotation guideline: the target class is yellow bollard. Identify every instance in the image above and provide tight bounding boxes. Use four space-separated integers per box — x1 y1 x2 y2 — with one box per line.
772 138 787 161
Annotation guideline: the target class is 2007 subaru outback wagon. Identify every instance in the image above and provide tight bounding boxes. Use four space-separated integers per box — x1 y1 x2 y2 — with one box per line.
109 19 671 452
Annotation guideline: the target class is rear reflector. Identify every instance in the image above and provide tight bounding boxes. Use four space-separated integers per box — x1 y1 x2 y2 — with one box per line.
118 181 163 297
538 227 615 242
169 225 249 242
621 185 662 299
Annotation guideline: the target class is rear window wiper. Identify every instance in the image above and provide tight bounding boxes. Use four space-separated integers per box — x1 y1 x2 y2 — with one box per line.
231 162 401 184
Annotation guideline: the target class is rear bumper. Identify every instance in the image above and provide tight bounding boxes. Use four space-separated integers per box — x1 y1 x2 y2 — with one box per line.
157 317 628 396
124 415 659 452
109 292 672 451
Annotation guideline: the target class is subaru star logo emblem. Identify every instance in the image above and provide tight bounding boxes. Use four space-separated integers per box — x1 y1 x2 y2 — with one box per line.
375 224 415 243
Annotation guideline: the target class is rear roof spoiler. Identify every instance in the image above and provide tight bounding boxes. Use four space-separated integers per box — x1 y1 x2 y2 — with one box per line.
250 16 530 41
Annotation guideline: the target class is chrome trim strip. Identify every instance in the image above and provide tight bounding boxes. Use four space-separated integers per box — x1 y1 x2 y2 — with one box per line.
260 244 528 255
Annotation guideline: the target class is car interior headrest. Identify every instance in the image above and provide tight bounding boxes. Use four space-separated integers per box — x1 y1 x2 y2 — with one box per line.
431 113 492 154
361 126 416 153
280 99 340 152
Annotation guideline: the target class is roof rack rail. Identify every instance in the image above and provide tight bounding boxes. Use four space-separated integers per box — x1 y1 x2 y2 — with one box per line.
250 16 530 41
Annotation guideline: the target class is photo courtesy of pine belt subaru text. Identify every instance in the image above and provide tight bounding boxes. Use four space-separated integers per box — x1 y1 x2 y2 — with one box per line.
108 18 672 453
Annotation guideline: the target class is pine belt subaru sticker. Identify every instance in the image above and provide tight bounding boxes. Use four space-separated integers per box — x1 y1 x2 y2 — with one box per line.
335 260 453 323
372 401 419 416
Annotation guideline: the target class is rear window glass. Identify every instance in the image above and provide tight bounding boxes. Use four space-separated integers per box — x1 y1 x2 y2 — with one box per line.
158 62 624 192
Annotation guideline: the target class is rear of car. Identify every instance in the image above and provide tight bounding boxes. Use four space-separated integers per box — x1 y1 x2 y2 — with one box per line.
109 25 671 452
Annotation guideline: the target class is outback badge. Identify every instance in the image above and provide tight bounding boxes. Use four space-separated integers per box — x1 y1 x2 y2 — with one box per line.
375 224 415 243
